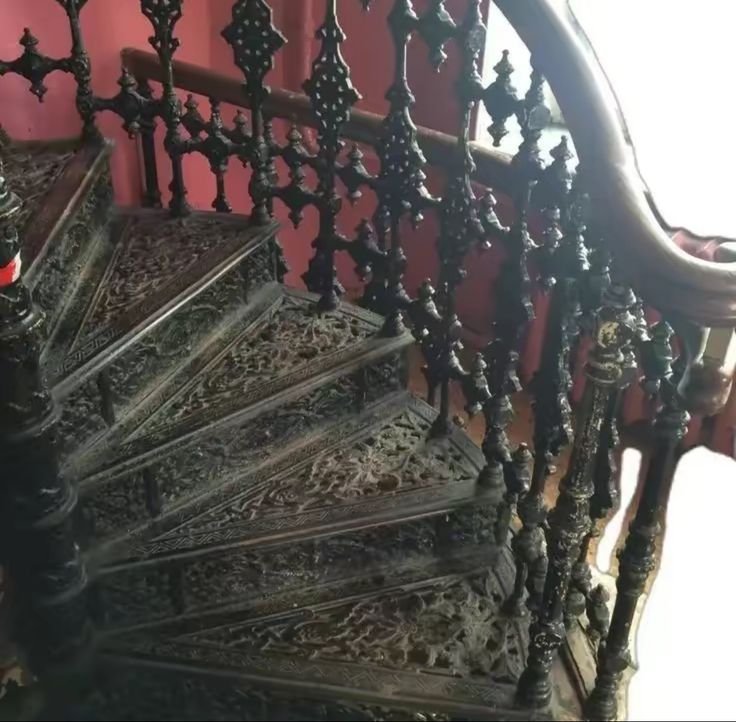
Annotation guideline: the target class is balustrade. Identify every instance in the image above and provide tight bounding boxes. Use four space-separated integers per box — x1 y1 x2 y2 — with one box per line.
0 0 734 719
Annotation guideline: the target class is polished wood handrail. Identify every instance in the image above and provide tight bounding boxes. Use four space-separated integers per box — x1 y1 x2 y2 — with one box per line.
121 47 516 192
123 27 736 326
495 0 736 327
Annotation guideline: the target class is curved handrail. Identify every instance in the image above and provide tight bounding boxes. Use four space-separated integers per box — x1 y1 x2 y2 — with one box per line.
494 0 736 327
121 48 516 193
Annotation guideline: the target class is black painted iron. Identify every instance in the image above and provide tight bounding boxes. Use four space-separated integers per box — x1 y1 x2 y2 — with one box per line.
517 283 637 709
0 1 723 720
0 159 92 683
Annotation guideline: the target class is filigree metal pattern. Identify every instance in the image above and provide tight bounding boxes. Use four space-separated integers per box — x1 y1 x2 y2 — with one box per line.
192 572 525 684
141 295 375 432
183 408 475 532
302 0 361 311
79 214 248 333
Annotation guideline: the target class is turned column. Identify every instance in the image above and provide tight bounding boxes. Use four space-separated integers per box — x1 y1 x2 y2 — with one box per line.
0 163 92 680
516 283 636 708
585 321 735 720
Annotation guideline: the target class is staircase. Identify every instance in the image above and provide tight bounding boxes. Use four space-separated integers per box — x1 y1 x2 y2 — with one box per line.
4 129 561 721
1 1 735 721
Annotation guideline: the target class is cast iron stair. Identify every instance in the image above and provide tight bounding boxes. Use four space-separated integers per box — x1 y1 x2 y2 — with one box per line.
8 136 585 721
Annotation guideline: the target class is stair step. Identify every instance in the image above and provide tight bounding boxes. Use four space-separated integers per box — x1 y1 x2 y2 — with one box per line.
2 132 114 345
67 282 410 488
89 553 558 721
86 394 500 627
46 208 279 458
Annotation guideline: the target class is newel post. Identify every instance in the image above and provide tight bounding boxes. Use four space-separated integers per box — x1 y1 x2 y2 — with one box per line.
0 163 92 683
516 283 636 708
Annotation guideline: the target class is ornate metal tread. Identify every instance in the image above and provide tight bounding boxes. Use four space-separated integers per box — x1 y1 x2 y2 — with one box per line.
82 386 486 562
90 555 558 721
0 130 113 284
67 283 412 484
49 208 279 395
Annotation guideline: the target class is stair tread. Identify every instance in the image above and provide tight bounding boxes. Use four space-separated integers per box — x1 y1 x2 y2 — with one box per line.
86 392 495 566
69 283 411 485
94 558 559 720
49 207 278 393
1 132 111 282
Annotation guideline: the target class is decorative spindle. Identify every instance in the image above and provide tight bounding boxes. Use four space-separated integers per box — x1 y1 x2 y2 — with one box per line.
506 169 588 617
181 98 240 213
223 0 285 224
517 283 637 709
0 162 92 677
94 67 158 138
481 50 519 147
0 28 64 102
136 77 163 208
373 0 433 335
428 0 487 436
58 0 98 140
140 0 188 215
275 124 318 228
302 0 360 311
416 0 457 71
585 323 685 722
478 67 547 494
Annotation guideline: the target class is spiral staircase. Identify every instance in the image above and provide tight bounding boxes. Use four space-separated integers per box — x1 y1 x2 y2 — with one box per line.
0 1 734 721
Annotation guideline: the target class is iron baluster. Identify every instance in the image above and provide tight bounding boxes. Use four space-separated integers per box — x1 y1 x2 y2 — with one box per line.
373 0 432 335
478 67 547 495
585 321 684 721
302 0 361 312
506 151 587 615
140 0 188 216
57 0 98 140
517 282 637 709
136 77 163 208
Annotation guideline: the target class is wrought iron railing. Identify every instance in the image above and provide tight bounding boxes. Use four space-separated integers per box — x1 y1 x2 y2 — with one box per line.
0 1 734 719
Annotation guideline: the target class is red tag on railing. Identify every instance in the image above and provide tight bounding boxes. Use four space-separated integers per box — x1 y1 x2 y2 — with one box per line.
0 253 21 287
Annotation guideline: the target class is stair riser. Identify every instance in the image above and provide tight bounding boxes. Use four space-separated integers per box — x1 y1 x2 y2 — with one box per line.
92 503 497 631
76 352 407 551
55 239 282 460
86 656 535 721
32 164 114 346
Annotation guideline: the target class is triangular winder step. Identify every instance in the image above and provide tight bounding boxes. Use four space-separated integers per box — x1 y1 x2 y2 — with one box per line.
2 132 113 351
80 392 494 573
48 207 280 459
67 285 413 554
88 551 567 721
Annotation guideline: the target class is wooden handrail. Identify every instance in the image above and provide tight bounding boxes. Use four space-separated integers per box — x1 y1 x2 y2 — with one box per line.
123 21 736 326
121 47 516 192
495 0 736 327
